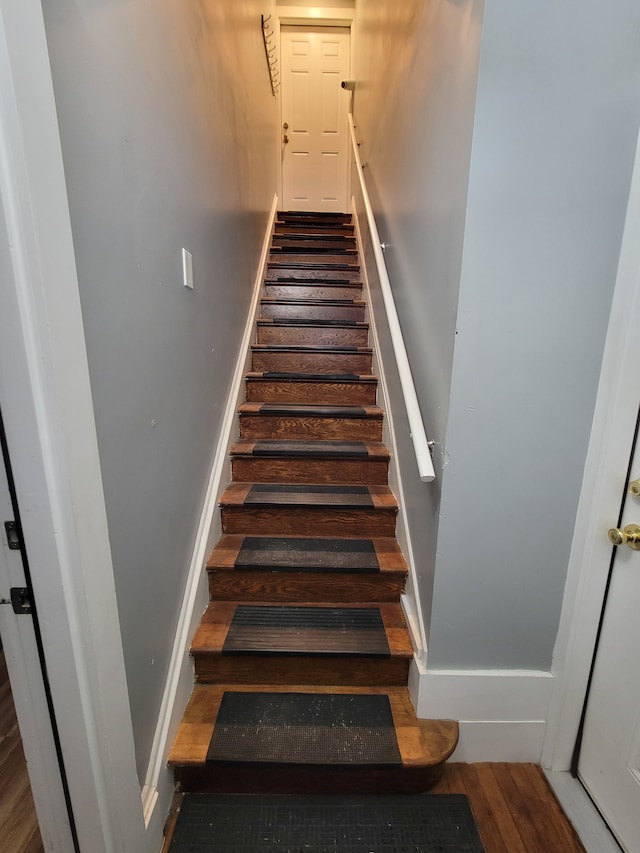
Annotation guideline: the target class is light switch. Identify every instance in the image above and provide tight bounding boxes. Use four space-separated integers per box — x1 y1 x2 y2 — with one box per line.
182 248 193 289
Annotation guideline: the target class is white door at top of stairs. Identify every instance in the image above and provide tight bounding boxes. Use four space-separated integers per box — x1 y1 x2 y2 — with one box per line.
280 26 350 213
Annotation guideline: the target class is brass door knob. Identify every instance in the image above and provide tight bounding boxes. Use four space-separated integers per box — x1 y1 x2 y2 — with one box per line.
283 134 289 144
608 523 640 549
283 122 289 130
629 479 640 497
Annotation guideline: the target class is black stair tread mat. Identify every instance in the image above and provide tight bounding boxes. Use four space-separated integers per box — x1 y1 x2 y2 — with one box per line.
252 344 367 353
222 605 390 657
267 262 358 271
168 794 486 853
257 372 365 381
245 484 374 508
258 318 365 326
235 537 380 572
255 404 374 417
246 440 370 458
270 247 358 254
260 298 364 306
270 276 359 284
206 692 401 765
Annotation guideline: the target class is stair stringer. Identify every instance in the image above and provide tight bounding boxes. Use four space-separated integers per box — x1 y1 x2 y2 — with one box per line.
350 196 430 672
140 195 279 824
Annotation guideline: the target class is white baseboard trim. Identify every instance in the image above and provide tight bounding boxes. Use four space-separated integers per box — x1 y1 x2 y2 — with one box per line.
350 195 428 666
140 194 278 829
411 662 554 762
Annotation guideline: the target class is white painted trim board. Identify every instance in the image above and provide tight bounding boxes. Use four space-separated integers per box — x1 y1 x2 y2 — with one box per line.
141 195 279 830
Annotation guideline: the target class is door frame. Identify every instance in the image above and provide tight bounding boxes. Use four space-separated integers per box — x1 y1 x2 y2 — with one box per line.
543 123 640 776
0 1 151 850
276 5 355 212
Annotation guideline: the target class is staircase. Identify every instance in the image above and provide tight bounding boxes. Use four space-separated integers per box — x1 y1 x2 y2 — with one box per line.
168 211 458 796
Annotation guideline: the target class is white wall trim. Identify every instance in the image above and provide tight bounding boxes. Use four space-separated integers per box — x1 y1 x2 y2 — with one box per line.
411 665 554 762
351 196 428 667
141 195 278 828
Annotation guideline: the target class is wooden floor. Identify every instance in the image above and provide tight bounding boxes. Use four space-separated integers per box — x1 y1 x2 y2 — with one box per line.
163 763 586 853
0 650 43 853
434 763 587 852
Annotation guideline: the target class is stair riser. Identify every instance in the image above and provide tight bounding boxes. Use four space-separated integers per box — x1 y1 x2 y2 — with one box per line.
239 415 383 441
263 284 362 300
256 326 369 347
245 380 377 406
278 214 352 225
251 351 372 374
274 228 355 238
193 656 410 686
269 254 359 267
174 765 445 796
271 240 357 252
208 572 406 603
221 507 397 537
231 457 389 485
266 267 361 282
260 304 366 323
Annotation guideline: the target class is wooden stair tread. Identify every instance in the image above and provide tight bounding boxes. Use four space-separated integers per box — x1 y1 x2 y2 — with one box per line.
265 267 361 282
220 482 397 510
208 534 406 573
191 602 412 658
207 535 407 603
169 684 458 770
268 257 359 269
230 439 390 460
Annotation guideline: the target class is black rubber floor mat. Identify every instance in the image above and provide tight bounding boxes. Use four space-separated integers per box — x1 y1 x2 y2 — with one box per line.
245 484 373 508
252 441 368 458
261 372 362 380
206 692 401 765
222 606 390 656
235 537 379 573
168 794 486 852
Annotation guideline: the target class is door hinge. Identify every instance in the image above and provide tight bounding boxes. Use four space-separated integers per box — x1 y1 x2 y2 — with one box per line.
4 520 21 550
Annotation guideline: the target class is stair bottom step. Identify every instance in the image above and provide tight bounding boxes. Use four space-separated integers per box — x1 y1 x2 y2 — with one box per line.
168 794 484 853
169 684 458 794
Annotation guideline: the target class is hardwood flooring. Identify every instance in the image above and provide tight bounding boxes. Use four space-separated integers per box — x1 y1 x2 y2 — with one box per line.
163 763 587 853
433 763 587 852
0 651 43 853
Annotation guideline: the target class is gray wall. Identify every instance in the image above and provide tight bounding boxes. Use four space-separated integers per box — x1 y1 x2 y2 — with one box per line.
41 0 278 779
354 0 640 672
352 0 485 625
426 0 640 668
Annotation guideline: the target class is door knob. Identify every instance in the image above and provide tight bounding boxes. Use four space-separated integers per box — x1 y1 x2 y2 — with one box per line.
283 122 289 130
608 523 640 549
629 479 640 497
283 134 289 144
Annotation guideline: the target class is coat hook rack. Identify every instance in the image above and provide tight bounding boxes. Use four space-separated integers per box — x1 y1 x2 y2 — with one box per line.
261 14 280 96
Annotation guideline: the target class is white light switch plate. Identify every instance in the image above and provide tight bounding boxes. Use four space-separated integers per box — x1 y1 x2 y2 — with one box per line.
182 248 193 289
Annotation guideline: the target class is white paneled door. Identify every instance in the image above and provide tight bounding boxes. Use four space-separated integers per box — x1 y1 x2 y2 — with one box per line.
576 124 640 853
280 26 350 212
578 410 640 852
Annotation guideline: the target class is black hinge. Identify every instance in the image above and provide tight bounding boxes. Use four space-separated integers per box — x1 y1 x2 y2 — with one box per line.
4 520 21 550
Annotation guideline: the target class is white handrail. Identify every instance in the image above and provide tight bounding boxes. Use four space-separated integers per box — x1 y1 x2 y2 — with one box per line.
348 114 436 483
